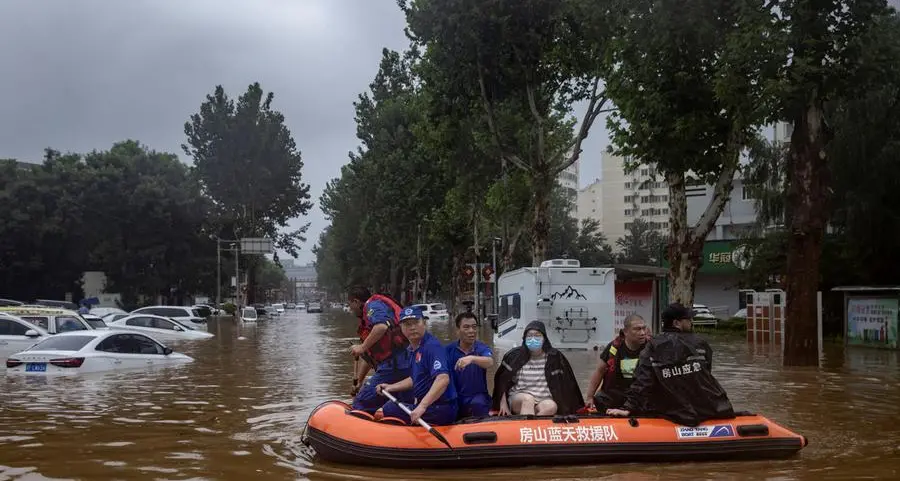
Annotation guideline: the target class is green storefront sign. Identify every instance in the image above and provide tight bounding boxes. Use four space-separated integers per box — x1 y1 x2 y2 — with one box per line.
662 240 753 275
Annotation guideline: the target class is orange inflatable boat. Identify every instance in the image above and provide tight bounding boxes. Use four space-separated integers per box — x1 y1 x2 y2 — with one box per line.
302 401 808 468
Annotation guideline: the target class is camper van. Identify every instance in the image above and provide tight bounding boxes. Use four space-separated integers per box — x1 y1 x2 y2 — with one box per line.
492 259 666 351
493 259 616 351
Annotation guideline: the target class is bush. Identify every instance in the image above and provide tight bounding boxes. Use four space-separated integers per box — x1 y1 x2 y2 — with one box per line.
223 302 236 315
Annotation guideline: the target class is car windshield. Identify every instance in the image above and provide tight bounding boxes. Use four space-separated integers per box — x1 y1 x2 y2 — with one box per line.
430 304 447 311
242 308 256 318
191 309 204 317
168 318 194 330
28 335 94 351
85 319 108 328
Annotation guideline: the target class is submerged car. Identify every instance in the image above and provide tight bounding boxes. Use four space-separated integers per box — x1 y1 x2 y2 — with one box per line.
107 314 214 341
410 303 450 322
5 330 193 375
0 313 49 361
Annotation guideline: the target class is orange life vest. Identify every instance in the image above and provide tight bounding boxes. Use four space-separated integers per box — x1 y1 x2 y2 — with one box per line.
357 294 408 367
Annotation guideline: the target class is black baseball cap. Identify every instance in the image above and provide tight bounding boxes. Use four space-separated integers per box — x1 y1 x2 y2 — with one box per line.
662 303 693 327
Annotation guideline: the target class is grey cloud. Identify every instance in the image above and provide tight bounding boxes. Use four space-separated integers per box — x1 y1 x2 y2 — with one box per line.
0 0 409 263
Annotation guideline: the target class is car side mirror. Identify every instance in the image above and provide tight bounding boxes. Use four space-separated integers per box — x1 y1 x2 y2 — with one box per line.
163 347 173 355
24 329 40 338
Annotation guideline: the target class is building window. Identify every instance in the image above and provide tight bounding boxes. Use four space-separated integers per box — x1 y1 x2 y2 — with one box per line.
742 185 757 201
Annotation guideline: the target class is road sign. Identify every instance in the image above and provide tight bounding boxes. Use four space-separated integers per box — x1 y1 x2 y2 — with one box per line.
240 237 273 254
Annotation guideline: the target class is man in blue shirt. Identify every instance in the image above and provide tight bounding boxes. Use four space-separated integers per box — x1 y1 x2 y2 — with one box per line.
445 312 493 419
377 306 458 425
348 287 413 414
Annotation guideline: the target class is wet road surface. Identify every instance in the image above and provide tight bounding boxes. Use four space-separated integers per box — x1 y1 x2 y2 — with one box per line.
1 310 898 480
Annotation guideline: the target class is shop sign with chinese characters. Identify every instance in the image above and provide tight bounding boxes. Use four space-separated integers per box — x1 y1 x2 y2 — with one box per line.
519 425 618 444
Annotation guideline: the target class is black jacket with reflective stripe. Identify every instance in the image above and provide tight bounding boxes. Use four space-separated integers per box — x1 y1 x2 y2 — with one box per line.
623 329 735 426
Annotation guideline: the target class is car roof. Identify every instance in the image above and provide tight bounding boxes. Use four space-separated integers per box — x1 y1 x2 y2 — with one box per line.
0 306 77 316
0 313 52 334
53 330 110 339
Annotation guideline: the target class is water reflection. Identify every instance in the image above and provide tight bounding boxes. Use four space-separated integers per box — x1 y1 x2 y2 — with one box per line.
0 311 898 480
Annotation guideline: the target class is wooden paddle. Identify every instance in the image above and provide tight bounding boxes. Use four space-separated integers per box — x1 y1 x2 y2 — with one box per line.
381 390 454 451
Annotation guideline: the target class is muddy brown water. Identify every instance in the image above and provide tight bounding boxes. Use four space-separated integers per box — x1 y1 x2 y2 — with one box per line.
1 311 898 480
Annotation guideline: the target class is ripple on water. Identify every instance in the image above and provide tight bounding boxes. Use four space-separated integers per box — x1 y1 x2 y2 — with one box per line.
1 315 899 480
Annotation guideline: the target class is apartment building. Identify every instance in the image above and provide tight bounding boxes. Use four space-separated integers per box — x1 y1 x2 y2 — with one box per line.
576 178 602 227
557 159 580 216
597 152 670 246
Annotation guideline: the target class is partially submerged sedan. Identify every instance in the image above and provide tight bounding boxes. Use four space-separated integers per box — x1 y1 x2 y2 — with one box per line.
106 314 214 341
5 330 193 375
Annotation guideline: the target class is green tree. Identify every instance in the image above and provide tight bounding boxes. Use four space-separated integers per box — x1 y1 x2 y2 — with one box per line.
765 0 894 365
402 0 612 265
0 155 88 301
183 82 313 304
602 0 781 305
616 218 666 266
77 141 216 306
317 49 452 300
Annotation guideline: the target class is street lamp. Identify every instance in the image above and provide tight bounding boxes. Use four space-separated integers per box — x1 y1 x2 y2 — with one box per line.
492 237 501 316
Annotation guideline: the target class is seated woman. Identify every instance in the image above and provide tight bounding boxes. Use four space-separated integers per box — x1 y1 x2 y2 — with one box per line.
491 320 584 416
376 306 458 426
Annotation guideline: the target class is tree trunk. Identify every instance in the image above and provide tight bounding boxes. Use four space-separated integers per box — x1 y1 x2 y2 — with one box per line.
783 101 830 367
665 155 739 307
423 251 430 304
400 270 408 305
451 251 463 313
531 173 552 266
388 257 400 300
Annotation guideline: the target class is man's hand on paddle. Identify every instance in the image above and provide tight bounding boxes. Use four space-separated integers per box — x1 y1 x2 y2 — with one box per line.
410 405 426 424
375 383 392 396
606 408 630 417
349 344 366 358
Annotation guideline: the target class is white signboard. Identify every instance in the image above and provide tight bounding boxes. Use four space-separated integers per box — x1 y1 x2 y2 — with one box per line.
675 424 735 439
519 425 618 443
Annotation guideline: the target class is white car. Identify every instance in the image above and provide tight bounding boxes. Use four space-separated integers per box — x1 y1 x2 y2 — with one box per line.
0 306 94 334
273 303 285 315
107 314 214 341
130 306 206 329
241 307 258 323
411 303 450 322
0 314 49 361
5 330 193 375
307 302 323 313
81 314 109 329
90 307 127 318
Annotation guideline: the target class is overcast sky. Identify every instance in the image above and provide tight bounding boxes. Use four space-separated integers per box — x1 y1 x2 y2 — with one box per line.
3 1 894 265
0 0 608 265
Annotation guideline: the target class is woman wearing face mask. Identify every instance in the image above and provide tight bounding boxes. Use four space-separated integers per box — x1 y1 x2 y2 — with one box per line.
490 320 584 416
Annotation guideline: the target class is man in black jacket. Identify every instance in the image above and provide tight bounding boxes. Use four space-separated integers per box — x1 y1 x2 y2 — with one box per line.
607 303 735 427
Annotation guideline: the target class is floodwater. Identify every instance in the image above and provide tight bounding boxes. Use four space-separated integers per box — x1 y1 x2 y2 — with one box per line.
1 310 898 481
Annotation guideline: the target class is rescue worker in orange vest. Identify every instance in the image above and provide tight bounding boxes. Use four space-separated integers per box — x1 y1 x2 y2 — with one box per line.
348 286 413 413
584 314 648 411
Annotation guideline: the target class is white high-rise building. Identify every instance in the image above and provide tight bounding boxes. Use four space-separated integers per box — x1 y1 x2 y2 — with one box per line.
576 178 603 227
557 159 580 216
599 152 669 248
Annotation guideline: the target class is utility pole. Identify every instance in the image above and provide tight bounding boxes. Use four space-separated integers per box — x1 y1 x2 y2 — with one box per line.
473 212 480 319
235 244 240 308
216 242 221 309
492 237 500 316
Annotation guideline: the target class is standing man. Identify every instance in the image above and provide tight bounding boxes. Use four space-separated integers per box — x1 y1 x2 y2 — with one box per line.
584 314 648 411
445 312 494 419
377 306 458 425
347 286 413 414
607 303 735 427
